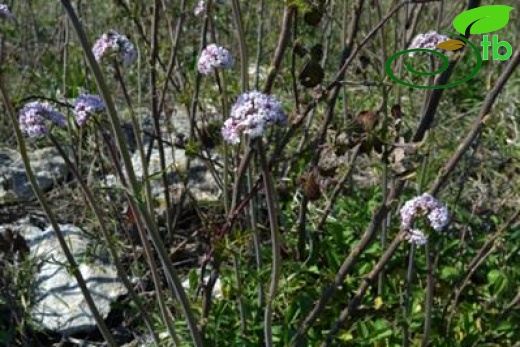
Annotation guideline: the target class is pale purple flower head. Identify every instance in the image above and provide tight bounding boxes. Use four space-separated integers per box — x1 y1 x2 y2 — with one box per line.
18 101 66 138
0 4 12 18
221 90 286 144
408 31 449 56
198 44 233 75
92 31 137 67
400 193 450 232
73 94 105 126
400 193 449 246
406 229 428 246
194 0 206 16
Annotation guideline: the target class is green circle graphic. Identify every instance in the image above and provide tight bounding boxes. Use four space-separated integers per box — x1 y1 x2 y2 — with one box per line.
385 31 483 89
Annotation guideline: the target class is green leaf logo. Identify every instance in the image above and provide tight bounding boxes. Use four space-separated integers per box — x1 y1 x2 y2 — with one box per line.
453 5 514 35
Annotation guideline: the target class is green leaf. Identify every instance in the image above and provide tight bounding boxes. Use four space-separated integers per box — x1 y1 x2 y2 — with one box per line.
487 269 508 295
440 266 459 281
338 332 354 342
453 5 514 35
371 329 393 342
487 269 501 283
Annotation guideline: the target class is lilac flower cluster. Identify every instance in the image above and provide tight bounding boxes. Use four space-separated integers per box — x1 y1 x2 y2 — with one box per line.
400 193 449 245
408 31 449 56
198 44 233 75
73 94 105 126
222 91 286 144
0 3 12 18
18 102 66 138
92 31 137 67
407 229 428 246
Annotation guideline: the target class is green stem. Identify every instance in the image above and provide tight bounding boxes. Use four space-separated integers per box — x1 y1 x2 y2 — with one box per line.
230 0 249 91
49 135 161 347
232 251 247 334
215 68 230 215
257 140 281 347
402 244 415 347
112 60 154 218
421 241 434 347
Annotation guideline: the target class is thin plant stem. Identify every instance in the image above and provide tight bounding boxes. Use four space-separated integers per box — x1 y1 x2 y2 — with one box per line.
126 192 205 347
157 0 187 114
296 194 309 262
236 0 265 318
254 0 265 89
61 17 80 168
245 158 263 312
150 0 174 239
112 61 154 216
229 7 254 312
230 143 254 211
421 240 434 347
340 0 350 123
49 135 161 347
375 0 390 298
249 170 264 310
320 0 335 68
402 244 415 347
214 67 231 215
436 0 444 31
244 1 265 309
263 5 294 94
257 140 281 347
402 144 430 347
232 250 247 333
134 203 182 346
230 0 248 91
289 9 300 115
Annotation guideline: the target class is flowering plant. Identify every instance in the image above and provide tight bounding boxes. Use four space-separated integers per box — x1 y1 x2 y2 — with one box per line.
221 91 286 144
400 193 450 245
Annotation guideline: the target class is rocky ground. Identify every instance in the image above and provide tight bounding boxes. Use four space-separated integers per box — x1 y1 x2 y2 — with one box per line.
0 108 223 346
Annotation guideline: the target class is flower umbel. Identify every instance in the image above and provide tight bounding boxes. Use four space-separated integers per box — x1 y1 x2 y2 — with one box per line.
406 229 428 246
222 91 286 144
73 94 106 126
198 44 233 75
401 193 450 231
18 102 66 138
408 31 449 57
92 31 137 67
400 193 449 245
